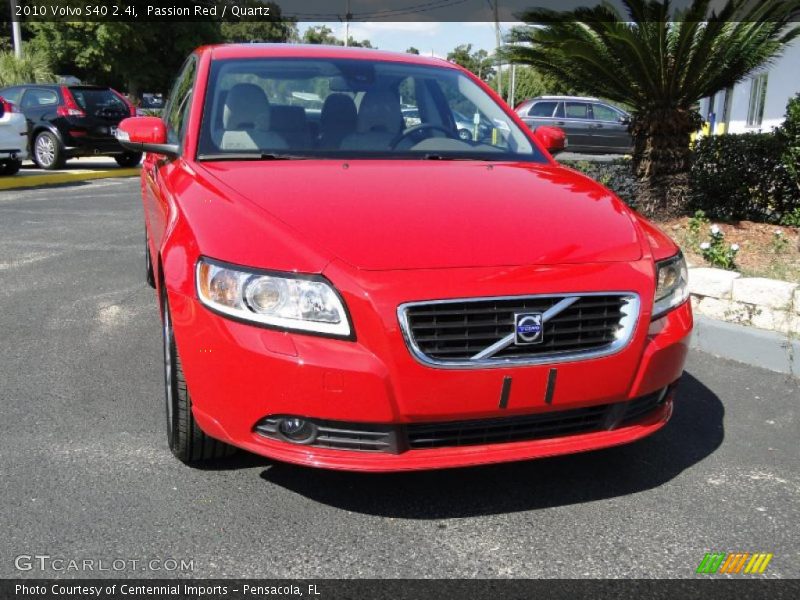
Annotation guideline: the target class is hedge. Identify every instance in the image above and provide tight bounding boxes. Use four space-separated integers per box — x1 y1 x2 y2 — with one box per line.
690 133 800 224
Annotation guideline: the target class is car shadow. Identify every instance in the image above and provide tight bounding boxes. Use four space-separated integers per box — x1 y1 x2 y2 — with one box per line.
248 371 723 518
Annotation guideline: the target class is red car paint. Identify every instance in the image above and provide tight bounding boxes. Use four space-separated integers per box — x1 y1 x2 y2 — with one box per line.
130 45 692 471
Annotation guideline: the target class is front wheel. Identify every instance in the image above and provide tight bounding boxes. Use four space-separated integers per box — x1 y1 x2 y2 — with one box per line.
115 152 143 167
33 131 65 170
0 159 21 176
161 286 236 463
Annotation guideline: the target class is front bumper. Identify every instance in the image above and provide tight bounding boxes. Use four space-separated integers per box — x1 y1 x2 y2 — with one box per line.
167 259 692 472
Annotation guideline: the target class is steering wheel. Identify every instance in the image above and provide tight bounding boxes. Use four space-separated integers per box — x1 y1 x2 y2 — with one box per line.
389 123 455 149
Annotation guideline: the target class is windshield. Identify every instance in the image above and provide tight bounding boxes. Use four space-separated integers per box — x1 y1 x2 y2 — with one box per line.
197 57 544 162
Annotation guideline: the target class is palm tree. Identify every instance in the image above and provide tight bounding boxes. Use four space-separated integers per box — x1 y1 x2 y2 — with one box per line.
503 0 800 217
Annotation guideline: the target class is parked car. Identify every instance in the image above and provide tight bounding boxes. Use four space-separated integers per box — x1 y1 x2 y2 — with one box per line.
0 84 142 169
118 45 692 471
136 93 165 116
0 95 28 175
515 95 633 153
452 109 494 141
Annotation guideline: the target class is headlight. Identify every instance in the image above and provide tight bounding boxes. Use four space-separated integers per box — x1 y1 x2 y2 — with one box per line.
652 252 689 319
196 258 352 338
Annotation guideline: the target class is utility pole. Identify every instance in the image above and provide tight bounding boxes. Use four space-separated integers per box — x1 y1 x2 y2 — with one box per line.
493 0 503 98
344 0 351 47
10 0 23 58
509 63 516 107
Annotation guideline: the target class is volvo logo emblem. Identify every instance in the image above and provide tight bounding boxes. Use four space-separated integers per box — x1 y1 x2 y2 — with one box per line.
514 313 543 345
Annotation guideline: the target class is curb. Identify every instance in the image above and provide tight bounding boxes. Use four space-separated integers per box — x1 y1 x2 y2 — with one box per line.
0 168 139 191
691 315 799 377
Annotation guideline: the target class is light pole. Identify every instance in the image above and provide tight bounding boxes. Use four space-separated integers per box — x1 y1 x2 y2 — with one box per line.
344 0 351 47
10 0 23 58
493 0 502 98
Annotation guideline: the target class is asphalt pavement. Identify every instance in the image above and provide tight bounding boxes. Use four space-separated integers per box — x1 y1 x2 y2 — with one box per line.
1 178 798 579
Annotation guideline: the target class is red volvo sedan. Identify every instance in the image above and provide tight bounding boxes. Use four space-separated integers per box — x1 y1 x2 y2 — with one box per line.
117 44 692 472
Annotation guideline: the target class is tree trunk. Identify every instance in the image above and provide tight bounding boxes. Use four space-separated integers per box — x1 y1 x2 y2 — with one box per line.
631 107 701 219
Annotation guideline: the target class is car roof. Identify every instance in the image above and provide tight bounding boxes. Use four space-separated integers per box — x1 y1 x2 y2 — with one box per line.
200 43 456 69
525 96 603 102
1 84 108 90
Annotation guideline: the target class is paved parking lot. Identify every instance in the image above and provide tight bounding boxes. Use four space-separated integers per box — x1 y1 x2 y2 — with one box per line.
1 179 798 578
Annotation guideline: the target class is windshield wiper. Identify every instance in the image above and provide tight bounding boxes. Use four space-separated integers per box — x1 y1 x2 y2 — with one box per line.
421 153 497 161
197 152 309 161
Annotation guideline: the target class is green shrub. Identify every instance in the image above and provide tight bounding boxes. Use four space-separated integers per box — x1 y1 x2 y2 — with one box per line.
699 225 739 270
690 133 800 223
780 207 800 226
0 49 56 87
559 159 638 207
776 93 800 191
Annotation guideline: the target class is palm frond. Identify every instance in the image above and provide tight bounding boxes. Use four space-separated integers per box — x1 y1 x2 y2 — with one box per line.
502 0 800 112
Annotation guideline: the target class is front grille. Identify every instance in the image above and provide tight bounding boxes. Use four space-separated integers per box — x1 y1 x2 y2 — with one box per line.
407 388 666 449
253 387 669 454
399 293 638 367
407 404 609 449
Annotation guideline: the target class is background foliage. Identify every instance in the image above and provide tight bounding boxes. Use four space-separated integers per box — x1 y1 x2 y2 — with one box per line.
689 137 799 223
0 48 55 86
1 1 297 95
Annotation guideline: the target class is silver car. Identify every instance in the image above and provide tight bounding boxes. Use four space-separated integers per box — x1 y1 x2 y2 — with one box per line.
515 96 632 154
0 95 28 175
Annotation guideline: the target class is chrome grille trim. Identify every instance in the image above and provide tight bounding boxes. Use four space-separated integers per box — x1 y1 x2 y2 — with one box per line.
397 292 640 369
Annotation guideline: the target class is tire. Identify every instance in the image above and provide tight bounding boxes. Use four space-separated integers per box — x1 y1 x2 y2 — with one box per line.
115 152 143 168
33 130 65 170
162 285 236 463
0 159 21 176
145 231 156 289
458 128 473 141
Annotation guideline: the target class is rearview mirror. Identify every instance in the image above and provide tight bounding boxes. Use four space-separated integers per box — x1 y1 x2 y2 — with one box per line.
533 126 567 155
116 117 179 156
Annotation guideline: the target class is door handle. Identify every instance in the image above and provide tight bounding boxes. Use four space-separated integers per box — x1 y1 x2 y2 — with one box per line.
555 121 565 126
594 124 604 129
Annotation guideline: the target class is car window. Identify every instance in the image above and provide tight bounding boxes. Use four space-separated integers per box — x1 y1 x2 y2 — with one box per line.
554 102 565 119
197 57 543 162
593 103 622 122
69 88 128 116
0 87 23 105
21 88 58 109
528 101 558 117
164 57 197 146
565 102 590 119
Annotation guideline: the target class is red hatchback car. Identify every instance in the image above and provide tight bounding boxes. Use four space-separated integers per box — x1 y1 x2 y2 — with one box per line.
118 44 692 472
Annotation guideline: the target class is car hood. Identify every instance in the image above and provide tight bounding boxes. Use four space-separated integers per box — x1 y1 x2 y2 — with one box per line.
200 160 642 271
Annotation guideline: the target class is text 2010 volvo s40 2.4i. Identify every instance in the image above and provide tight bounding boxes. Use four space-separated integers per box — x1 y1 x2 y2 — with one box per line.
117 45 692 472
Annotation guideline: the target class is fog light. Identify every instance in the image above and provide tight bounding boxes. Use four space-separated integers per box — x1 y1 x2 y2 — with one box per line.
277 417 317 444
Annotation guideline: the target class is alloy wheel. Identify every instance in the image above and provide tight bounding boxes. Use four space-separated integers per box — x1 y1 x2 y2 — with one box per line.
35 135 56 168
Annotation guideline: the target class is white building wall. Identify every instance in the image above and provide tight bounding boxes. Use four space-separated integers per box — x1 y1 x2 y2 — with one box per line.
726 40 800 134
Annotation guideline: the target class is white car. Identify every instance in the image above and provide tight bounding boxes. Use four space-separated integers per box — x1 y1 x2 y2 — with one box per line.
0 96 29 176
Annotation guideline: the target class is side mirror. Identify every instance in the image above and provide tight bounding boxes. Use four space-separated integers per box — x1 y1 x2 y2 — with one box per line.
620 115 631 125
534 125 567 155
116 117 179 156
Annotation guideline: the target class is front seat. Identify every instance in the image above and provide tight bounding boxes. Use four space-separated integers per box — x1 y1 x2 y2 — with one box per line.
318 94 357 149
340 90 404 151
219 83 287 151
